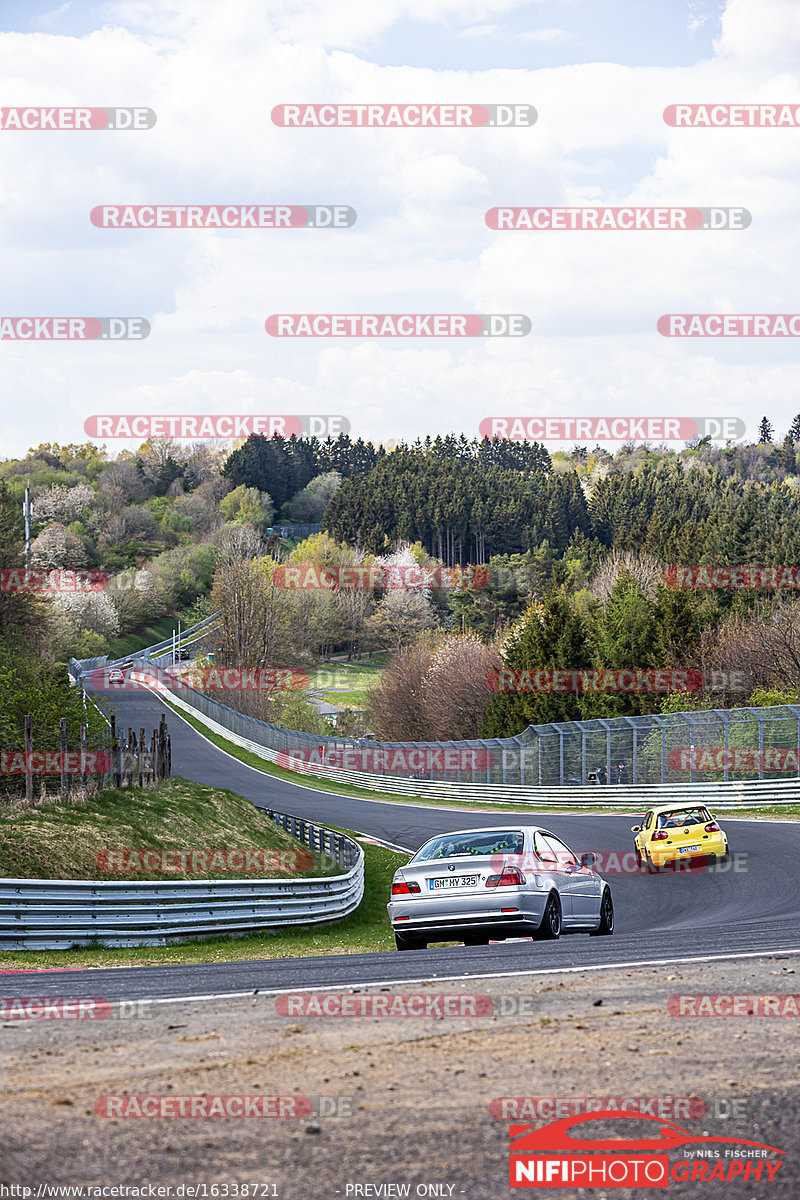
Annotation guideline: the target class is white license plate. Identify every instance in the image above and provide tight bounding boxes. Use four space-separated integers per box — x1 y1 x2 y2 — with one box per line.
429 875 479 890
678 845 701 853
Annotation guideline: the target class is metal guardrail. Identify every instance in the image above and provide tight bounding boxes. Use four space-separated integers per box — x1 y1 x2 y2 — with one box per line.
69 613 221 681
0 813 364 950
163 688 800 808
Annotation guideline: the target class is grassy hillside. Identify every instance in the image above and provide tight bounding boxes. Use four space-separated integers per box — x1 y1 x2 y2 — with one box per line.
0 778 337 880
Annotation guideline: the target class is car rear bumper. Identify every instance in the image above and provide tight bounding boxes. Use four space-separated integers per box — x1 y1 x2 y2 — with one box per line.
650 834 728 865
388 888 547 933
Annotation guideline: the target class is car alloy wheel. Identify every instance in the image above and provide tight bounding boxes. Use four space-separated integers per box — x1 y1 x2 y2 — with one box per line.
537 892 562 940
590 887 614 936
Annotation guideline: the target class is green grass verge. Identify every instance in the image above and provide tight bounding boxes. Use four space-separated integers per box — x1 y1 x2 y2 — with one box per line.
0 838 407 970
0 778 336 881
315 688 370 708
106 616 185 661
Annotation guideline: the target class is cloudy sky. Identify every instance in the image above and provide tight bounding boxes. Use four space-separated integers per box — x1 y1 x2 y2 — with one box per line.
1 0 798 457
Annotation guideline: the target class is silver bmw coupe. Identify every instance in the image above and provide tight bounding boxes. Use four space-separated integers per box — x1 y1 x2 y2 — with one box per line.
387 825 614 950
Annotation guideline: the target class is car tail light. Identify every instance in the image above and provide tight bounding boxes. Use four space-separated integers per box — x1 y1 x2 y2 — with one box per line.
705 821 720 832
485 867 525 888
651 830 669 841
391 880 421 896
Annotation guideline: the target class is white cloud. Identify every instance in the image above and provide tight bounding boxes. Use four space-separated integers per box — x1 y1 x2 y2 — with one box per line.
2 0 800 457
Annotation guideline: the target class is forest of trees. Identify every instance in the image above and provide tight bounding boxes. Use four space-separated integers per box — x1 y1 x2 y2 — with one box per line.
321 436 800 568
8 421 800 751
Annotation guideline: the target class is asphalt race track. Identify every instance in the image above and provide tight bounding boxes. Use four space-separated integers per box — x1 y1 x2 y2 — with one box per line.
6 684 799 1001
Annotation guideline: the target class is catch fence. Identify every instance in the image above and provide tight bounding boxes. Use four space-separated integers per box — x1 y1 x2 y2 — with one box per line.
164 682 800 787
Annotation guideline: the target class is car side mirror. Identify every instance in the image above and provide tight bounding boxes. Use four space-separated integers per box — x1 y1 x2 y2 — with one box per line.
631 825 641 833
580 853 597 868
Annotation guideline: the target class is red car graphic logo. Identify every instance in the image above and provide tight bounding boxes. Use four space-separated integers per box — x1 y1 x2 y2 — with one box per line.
510 1110 784 1154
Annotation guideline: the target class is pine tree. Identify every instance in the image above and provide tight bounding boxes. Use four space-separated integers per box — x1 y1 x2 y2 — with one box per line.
780 433 797 475
790 414 800 441
758 417 774 444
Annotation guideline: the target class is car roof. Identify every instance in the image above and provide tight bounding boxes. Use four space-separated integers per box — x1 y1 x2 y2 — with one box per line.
421 826 544 838
647 802 710 814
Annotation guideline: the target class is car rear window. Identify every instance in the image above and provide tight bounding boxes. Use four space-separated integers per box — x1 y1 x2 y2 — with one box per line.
411 830 524 861
656 808 709 828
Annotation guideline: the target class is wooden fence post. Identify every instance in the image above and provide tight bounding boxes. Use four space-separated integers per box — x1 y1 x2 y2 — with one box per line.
126 728 136 787
157 715 168 779
24 714 33 804
60 717 69 800
80 724 88 789
110 714 121 788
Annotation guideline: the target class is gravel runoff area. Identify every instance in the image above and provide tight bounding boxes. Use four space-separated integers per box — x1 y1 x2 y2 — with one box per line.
1 955 798 1199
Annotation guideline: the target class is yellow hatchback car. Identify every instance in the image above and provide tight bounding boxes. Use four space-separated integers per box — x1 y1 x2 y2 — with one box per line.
631 803 729 871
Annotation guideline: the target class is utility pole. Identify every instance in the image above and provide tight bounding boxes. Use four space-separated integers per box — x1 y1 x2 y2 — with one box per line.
23 486 32 570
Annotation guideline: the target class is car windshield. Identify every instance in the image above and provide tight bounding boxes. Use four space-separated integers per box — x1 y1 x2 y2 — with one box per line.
411 831 524 861
656 808 709 829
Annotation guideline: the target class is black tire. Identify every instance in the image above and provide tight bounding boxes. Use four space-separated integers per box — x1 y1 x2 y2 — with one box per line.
645 850 658 874
394 931 427 951
590 887 614 936
634 845 644 868
535 892 562 940
463 934 490 946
